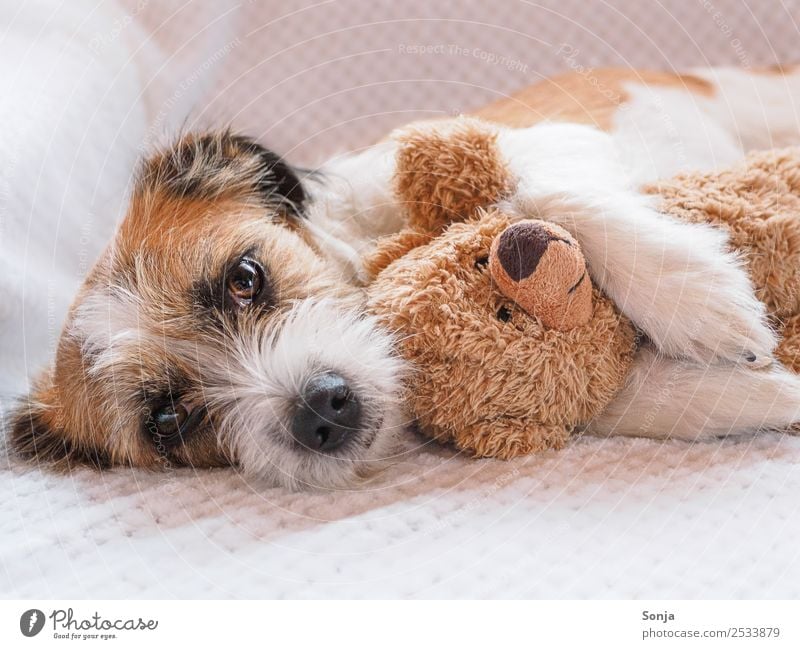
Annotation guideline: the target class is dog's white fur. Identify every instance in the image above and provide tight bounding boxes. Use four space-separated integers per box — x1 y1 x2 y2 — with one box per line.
306 66 800 443
64 213 407 487
204 299 406 490
590 346 800 440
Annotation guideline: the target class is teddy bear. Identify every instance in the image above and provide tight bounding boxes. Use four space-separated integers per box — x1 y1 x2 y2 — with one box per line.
364 117 800 459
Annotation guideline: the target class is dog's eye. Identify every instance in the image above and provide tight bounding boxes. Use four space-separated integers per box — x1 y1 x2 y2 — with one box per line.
148 402 190 446
227 258 264 306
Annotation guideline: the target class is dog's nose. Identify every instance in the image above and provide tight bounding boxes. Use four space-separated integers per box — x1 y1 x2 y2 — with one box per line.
292 373 362 452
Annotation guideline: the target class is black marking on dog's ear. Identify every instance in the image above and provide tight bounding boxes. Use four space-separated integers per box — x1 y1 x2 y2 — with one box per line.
9 400 109 470
229 135 309 219
137 130 309 219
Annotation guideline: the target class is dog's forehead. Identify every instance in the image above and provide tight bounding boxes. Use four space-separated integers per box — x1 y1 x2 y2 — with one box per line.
115 194 257 273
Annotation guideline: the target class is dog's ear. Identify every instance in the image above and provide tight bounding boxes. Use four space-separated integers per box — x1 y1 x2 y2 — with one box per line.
227 134 308 219
137 130 308 219
7 376 108 471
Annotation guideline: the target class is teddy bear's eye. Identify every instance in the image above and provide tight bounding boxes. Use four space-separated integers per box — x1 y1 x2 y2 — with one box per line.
497 306 513 322
474 255 489 270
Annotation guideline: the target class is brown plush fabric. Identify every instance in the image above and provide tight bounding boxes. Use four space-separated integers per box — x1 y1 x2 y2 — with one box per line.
362 229 433 279
367 211 638 459
369 118 800 459
646 147 800 320
489 220 593 331
392 118 511 234
493 220 554 280
646 147 800 373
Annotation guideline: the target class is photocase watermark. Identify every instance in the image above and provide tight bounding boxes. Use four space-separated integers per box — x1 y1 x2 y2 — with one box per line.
77 216 96 277
636 314 709 437
699 0 751 68
43 216 97 355
20 609 45 637
19 607 158 641
87 0 149 55
138 402 183 496
397 42 529 73
141 37 243 152
0 124 25 246
555 43 627 108
555 42 689 167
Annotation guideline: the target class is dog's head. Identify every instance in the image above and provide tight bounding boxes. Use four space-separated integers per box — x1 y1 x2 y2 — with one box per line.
8 131 405 489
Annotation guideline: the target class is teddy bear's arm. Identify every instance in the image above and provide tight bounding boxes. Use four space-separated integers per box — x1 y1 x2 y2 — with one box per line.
456 416 571 459
495 122 777 368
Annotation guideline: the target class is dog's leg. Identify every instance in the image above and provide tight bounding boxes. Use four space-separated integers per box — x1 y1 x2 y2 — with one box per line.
588 346 800 441
498 123 776 367
535 190 775 367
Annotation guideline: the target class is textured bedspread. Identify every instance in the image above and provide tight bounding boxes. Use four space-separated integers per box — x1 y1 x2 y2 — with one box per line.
3 432 799 598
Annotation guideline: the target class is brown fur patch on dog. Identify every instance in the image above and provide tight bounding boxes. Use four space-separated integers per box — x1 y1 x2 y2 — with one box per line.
392 118 511 233
752 63 800 76
8 130 348 475
474 69 713 130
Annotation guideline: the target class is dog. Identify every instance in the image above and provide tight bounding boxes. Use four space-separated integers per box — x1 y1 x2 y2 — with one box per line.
9 65 800 489
8 133 405 490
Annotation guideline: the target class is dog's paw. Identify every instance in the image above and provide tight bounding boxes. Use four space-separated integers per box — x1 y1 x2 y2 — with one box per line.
640 246 777 367
590 346 800 440
680 297 776 368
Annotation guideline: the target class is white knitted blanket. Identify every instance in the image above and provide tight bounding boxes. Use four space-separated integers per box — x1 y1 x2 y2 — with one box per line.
3 433 799 598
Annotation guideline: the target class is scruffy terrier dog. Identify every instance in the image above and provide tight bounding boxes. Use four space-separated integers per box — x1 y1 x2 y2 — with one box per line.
9 132 405 490
9 66 800 489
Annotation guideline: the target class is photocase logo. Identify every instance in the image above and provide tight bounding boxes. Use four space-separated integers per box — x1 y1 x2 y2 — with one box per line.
20 609 45 637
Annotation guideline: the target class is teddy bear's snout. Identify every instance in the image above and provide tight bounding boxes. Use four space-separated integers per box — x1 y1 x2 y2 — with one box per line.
489 219 593 331
493 221 567 281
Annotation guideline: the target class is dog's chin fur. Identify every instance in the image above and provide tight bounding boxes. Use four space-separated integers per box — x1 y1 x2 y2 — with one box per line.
207 299 407 490
235 408 408 491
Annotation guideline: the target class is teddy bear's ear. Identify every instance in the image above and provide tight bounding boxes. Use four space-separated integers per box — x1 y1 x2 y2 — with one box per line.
489 219 593 331
362 229 434 280
393 117 512 234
